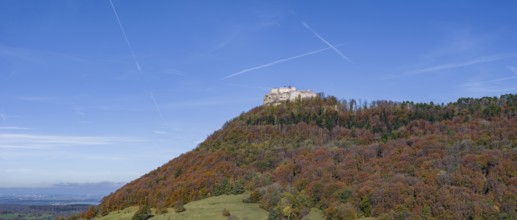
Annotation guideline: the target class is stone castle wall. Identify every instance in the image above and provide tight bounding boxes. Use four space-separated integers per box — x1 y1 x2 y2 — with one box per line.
263 86 317 105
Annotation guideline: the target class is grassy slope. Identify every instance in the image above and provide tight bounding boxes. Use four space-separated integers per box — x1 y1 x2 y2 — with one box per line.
154 194 268 220
97 194 270 220
95 194 329 220
95 206 139 220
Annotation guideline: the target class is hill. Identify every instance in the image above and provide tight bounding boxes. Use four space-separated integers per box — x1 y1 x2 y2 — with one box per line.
82 94 516 219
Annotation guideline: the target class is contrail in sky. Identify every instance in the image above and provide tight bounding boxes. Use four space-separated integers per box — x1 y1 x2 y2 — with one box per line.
150 92 164 120
223 45 341 79
301 22 352 63
109 0 142 73
408 53 517 74
460 75 517 87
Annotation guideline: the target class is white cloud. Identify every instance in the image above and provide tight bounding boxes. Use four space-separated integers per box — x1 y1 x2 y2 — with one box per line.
0 44 91 65
0 127 31 130
19 96 58 103
152 130 169 135
0 133 143 149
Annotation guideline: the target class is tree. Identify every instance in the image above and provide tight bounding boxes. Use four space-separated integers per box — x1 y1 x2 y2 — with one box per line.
132 205 151 220
174 200 186 213
360 196 372 217
81 206 97 219
326 203 358 220
91 94 517 219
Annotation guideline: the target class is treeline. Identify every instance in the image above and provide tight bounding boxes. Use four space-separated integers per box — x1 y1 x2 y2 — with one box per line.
238 94 515 132
93 94 516 219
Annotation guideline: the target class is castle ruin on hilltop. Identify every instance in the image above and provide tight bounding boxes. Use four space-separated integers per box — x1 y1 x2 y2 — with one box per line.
263 86 317 105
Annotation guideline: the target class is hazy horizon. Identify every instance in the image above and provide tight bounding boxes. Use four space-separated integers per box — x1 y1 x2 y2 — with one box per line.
1 0 517 187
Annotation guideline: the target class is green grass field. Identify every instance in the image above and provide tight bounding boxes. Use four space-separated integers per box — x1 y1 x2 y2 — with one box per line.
97 194 270 220
94 194 381 220
96 193 327 220
153 194 267 220
95 206 139 220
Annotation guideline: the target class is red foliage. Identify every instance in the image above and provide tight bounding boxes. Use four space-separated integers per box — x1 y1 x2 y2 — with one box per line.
96 94 517 219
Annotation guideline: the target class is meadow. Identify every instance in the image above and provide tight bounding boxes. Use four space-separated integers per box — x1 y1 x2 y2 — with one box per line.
97 193 326 220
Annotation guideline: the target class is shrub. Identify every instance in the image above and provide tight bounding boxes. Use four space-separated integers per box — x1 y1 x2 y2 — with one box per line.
174 200 186 213
222 208 231 216
132 205 152 220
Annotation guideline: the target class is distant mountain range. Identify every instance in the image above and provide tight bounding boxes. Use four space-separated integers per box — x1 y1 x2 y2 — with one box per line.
0 182 124 205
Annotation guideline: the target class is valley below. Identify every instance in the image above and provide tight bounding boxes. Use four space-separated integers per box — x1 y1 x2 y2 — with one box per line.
0 182 122 220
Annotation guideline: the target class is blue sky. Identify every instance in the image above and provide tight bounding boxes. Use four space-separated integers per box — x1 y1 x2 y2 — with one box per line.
1 0 516 187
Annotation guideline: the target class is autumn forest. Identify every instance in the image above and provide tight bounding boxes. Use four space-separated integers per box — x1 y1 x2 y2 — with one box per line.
82 94 515 219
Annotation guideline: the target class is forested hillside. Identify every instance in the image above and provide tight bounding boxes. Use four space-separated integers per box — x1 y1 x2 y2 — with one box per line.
88 94 516 219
